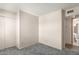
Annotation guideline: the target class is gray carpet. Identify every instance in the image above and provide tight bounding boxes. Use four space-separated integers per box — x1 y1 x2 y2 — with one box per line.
0 43 79 55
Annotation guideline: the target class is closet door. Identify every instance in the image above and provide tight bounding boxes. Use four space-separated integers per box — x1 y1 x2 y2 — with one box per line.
0 17 5 49
5 18 16 48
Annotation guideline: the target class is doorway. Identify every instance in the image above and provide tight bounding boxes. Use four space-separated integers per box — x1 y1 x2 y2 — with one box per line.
65 15 79 50
73 17 79 46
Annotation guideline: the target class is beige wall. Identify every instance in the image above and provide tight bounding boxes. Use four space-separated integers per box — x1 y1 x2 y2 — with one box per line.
39 9 64 49
62 10 66 48
16 9 20 48
66 6 79 16
18 10 39 49
0 9 16 19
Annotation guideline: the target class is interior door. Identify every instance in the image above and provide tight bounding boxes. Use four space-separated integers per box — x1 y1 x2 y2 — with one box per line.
0 17 5 49
5 18 16 48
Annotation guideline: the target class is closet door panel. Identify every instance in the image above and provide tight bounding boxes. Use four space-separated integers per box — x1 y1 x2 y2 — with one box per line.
0 17 5 49
5 18 16 48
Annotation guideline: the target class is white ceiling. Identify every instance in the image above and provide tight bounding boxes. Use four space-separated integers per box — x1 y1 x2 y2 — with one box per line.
0 3 79 16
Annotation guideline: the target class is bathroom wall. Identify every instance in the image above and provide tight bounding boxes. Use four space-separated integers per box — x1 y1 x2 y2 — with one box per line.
18 10 38 49
39 9 64 49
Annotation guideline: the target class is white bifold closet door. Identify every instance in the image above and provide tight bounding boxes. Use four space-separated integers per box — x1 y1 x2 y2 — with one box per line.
5 17 16 48
0 17 5 49
0 16 16 49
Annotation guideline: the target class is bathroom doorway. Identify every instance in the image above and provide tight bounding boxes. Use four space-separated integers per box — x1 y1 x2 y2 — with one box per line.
73 16 79 47
65 15 79 50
